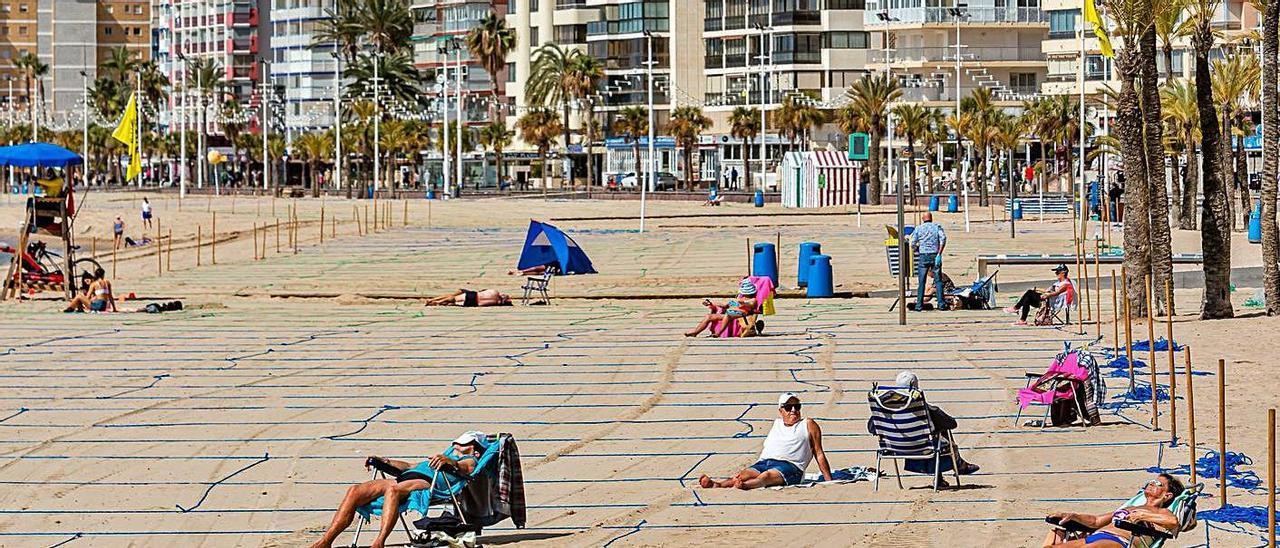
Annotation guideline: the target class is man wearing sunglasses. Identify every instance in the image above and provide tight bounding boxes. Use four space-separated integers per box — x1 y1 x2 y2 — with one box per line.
699 392 833 489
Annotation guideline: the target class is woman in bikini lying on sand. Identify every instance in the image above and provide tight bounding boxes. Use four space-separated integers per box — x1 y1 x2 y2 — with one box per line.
423 289 513 307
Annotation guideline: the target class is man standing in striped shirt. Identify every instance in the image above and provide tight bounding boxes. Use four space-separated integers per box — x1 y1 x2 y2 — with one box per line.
911 212 947 311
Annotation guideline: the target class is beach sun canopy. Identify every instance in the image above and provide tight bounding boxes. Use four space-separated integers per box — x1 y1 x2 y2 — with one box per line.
0 143 83 168
517 220 597 275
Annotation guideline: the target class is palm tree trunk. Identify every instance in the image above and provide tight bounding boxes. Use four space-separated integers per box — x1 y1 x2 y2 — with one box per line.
867 127 881 205
1180 136 1198 229
632 142 642 192
1141 25 1173 314
977 145 989 207
497 150 506 194
1263 0 1280 315
684 146 693 191
542 148 549 198
743 140 753 195
562 103 572 190
1236 131 1251 224
1116 50 1151 318
1194 26 1235 319
1220 119 1236 232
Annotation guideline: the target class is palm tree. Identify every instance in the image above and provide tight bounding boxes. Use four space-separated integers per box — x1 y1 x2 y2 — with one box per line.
839 74 901 205
729 106 761 191
775 96 825 152
1190 0 1234 319
1154 0 1191 82
1262 0 1280 314
1161 80 1200 229
466 11 516 121
477 121 513 189
919 108 947 193
613 106 649 190
1212 53 1259 231
564 53 604 189
345 51 422 104
526 44 577 186
667 106 713 191
947 110 974 194
345 99 377 197
359 0 413 54
963 88 999 205
892 103 930 205
138 60 170 108
516 108 563 196
101 47 140 82
316 0 363 63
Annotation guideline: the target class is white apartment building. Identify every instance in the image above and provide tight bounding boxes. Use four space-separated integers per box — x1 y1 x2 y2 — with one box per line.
269 0 337 131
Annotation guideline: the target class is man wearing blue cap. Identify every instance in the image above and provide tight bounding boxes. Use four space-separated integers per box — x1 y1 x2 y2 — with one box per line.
685 278 760 337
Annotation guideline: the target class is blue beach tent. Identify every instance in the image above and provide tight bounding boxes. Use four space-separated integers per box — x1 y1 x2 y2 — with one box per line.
516 220 596 275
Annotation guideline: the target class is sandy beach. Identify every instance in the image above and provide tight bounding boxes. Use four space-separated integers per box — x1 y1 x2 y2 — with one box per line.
0 191 1273 547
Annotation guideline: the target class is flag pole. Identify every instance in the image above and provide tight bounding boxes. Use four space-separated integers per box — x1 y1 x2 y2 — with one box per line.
136 74 142 187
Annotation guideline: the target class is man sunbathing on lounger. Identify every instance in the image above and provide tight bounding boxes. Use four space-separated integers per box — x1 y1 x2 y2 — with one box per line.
309 431 488 548
423 288 513 307
685 278 759 337
1042 473 1184 547
699 393 834 489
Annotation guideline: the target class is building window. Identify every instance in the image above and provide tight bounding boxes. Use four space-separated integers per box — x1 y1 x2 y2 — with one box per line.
133 27 141 35
1 5 8 13
16 26 23 35
529 0 538 11
104 27 112 35
1085 54 1110 80
1009 72 1036 93
822 31 869 49
17 3 26 12
705 0 722 32
554 24 585 43
507 0 516 13
826 0 864 8
1048 9 1077 39
771 32 821 64
530 27 538 45
506 62 515 82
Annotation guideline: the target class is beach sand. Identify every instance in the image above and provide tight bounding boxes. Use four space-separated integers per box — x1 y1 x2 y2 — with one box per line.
0 192 1272 547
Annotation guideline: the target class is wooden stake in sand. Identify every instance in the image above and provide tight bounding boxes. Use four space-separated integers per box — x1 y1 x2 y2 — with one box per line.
196 226 202 267
1111 270 1119 349
275 219 281 253
111 241 116 279
156 223 162 276
1166 280 1177 445
167 230 172 272
319 207 325 244
1186 347 1196 485
1218 358 1227 507
1268 407 1275 547
212 212 217 265
1123 269 1134 387
91 236 96 259
746 238 752 277
1093 243 1102 337
403 200 408 227
1146 275 1157 430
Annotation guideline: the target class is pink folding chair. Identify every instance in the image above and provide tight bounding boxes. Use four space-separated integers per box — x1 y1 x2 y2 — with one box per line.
712 276 775 338
1015 351 1091 427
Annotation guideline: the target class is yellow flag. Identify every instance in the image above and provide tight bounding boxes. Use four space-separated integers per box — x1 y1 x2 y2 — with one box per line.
111 93 142 181
1083 0 1114 58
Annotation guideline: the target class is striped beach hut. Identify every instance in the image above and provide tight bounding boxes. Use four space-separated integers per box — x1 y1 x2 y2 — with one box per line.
780 150 860 208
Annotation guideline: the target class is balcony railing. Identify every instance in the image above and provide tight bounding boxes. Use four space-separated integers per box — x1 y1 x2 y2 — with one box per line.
869 46 1045 63
864 7 1044 26
556 0 586 7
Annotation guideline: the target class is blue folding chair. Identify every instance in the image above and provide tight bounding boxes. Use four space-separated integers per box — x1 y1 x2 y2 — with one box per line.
352 434 508 547
946 269 999 310
867 385 962 491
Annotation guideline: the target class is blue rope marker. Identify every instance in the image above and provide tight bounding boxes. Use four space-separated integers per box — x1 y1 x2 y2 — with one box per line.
175 453 270 513
45 532 82 548
1126 338 1183 352
1197 505 1280 545
789 368 831 392
449 373 487 399
1150 451 1263 494
602 520 646 548
222 348 273 370
677 453 714 507
0 407 28 423
1104 383 1170 411
503 344 548 366
731 404 758 438
96 374 170 400
325 405 400 440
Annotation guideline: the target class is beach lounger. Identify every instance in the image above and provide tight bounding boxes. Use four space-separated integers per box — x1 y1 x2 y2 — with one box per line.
520 266 557 305
352 433 522 547
1046 482 1202 547
1016 347 1104 428
867 384 962 491
713 276 776 338
946 270 999 310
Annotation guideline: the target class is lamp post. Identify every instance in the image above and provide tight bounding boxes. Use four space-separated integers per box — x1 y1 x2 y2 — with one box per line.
1078 10 1087 242
332 48 342 195
454 39 463 193
754 23 771 191
438 41 452 196
949 4 969 232
178 52 187 198
79 70 88 189
373 54 381 195
260 59 270 192
641 29 655 233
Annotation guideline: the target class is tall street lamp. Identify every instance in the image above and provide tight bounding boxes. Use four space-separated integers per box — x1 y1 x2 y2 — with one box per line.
332 47 342 195
641 29 655 233
754 23 772 191
948 3 970 232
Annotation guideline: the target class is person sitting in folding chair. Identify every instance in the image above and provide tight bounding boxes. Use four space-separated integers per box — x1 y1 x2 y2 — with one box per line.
919 269 959 311
309 432 489 548
871 372 980 478
423 288 513 307
685 278 760 337
698 392 834 489
1006 264 1075 326
1042 473 1185 548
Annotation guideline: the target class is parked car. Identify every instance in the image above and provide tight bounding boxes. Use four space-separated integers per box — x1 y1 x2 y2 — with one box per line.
620 171 678 191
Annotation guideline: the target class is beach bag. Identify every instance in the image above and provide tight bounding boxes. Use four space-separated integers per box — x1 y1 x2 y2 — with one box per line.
1033 304 1054 326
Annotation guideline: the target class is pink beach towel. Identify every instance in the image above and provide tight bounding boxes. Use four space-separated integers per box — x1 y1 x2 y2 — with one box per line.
712 276 776 338
1017 351 1089 408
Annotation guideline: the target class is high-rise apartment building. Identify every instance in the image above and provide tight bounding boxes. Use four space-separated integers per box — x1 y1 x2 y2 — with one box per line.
864 0 1047 106
154 0 269 126
269 0 336 131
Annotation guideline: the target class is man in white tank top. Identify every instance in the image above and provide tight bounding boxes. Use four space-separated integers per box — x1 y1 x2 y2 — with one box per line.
698 393 834 489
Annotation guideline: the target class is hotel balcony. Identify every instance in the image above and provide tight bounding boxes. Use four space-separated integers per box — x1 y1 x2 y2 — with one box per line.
869 46 1045 65
864 6 1044 27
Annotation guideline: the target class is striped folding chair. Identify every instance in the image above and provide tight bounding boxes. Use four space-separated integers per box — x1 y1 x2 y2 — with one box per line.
867 385 963 491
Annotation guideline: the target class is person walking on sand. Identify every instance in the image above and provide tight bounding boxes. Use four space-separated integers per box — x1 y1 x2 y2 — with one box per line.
113 216 125 250
698 393 834 489
141 197 153 230
911 212 947 311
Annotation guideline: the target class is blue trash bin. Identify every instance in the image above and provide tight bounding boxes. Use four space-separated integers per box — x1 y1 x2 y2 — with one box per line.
797 242 821 288
366 185 374 199
858 182 868 205
753 190 765 207
806 255 834 298
1011 199 1023 220
1249 209 1262 243
426 188 436 200
752 242 778 286
947 194 959 212
928 195 940 211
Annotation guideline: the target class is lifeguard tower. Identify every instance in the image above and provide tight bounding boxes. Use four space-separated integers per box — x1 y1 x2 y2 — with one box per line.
0 143 90 301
